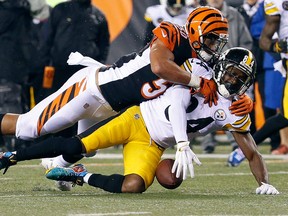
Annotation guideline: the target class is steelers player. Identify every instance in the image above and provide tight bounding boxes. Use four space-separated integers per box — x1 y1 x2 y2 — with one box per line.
143 0 192 45
0 47 279 195
253 0 288 154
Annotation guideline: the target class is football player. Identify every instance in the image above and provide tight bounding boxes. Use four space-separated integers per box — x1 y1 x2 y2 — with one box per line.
254 0 288 153
0 47 279 195
0 7 251 167
0 6 253 141
143 0 191 46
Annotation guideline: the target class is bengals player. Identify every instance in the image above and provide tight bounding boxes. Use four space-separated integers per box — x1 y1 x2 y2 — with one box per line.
0 7 252 150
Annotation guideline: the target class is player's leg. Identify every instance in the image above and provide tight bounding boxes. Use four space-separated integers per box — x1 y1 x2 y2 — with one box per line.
253 70 288 145
121 137 164 193
19 66 114 140
81 106 164 193
0 67 89 139
0 106 133 173
45 106 164 193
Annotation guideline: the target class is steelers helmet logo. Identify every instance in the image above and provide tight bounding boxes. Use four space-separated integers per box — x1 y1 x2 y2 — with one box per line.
214 109 226 121
283 1 288 10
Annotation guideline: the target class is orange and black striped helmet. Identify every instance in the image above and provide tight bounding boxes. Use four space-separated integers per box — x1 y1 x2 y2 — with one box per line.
185 6 229 55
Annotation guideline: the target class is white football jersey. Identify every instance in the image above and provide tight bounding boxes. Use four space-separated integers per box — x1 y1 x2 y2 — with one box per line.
264 0 288 59
140 58 251 149
144 4 192 27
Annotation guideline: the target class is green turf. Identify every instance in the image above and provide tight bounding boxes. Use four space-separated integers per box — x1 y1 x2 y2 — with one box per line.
0 145 287 216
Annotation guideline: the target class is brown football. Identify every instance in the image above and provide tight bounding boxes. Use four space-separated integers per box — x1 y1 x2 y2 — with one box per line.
155 158 183 189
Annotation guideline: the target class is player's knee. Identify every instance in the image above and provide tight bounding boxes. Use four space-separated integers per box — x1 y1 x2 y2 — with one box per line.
122 174 146 193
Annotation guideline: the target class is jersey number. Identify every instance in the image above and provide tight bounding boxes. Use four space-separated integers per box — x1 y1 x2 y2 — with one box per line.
141 79 171 99
165 97 214 133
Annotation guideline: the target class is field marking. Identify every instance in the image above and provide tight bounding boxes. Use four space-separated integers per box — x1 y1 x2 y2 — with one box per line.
68 212 151 216
89 153 288 160
198 171 288 177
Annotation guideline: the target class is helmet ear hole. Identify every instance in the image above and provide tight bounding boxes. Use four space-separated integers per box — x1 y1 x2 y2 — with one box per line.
192 41 200 49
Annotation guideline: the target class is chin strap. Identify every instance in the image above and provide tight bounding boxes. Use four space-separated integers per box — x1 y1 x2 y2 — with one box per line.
218 84 230 98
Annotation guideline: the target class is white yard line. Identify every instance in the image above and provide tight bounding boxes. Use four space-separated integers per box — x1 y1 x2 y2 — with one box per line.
68 212 151 216
88 153 288 160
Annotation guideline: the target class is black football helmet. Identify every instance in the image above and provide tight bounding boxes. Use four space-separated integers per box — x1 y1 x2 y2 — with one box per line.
213 47 256 98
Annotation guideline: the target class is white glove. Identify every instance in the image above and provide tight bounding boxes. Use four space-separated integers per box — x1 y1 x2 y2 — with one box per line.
171 141 201 180
256 182 279 195
67 52 105 67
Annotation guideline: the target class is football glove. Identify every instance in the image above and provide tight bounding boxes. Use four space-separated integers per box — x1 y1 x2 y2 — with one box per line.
229 94 253 116
256 182 279 195
199 78 218 107
271 38 288 53
172 141 201 180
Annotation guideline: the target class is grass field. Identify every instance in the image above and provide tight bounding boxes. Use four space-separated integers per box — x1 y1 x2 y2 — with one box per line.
0 144 287 216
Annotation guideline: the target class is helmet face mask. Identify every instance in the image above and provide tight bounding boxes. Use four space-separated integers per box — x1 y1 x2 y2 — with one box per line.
185 6 229 64
195 32 228 63
213 47 256 98
167 0 185 16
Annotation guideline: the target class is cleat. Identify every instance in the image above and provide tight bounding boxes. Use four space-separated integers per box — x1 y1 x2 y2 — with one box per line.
46 164 87 186
41 158 73 191
227 148 245 167
0 152 17 174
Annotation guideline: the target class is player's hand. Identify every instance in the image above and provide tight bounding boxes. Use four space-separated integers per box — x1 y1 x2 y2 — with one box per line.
229 94 253 116
199 78 218 107
172 141 201 180
256 182 279 195
273 38 288 53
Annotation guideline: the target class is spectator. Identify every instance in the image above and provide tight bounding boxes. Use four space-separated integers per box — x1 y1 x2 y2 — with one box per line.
37 0 110 96
0 0 32 150
27 0 51 106
36 0 110 137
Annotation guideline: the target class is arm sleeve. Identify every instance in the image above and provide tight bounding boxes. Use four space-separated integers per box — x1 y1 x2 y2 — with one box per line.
168 85 191 143
151 21 178 51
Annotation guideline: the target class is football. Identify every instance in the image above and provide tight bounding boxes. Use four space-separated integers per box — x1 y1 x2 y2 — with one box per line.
155 158 183 189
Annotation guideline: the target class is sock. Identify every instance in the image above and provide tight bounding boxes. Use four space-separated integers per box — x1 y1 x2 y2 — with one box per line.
52 155 72 167
87 174 125 193
62 154 84 164
253 114 288 145
51 154 84 168
16 137 83 162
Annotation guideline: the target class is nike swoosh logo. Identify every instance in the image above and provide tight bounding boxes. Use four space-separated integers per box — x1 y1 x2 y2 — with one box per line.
161 29 167 38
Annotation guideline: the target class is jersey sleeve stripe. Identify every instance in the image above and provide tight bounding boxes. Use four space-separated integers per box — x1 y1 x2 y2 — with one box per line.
233 114 249 125
223 115 251 132
264 2 280 15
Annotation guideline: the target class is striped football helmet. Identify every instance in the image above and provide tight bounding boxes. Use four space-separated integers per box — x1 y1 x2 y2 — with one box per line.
185 6 229 63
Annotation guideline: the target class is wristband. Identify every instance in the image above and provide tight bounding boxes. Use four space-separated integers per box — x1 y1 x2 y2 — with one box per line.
188 74 201 88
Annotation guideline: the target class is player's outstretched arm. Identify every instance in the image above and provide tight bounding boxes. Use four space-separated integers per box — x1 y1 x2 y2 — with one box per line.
232 131 279 195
